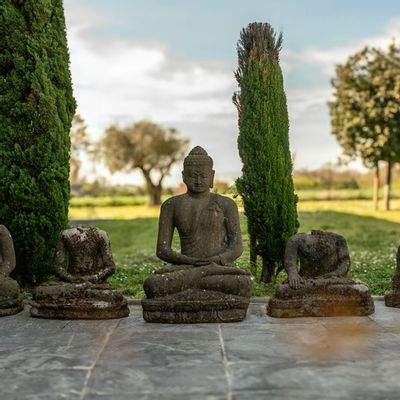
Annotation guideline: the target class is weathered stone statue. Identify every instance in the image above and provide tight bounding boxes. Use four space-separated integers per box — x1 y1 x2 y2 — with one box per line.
384 246 400 307
267 230 374 317
30 226 129 319
0 225 23 316
142 146 253 323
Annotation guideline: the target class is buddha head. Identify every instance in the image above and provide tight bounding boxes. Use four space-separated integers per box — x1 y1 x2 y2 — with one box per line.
182 146 215 194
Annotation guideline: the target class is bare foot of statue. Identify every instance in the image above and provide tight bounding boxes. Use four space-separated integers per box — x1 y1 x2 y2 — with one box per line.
142 146 253 323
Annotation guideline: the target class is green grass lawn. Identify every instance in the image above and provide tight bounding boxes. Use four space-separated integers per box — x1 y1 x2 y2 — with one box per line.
74 199 400 298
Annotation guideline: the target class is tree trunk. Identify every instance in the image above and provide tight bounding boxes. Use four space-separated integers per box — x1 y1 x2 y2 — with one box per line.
148 185 162 206
261 257 275 284
383 161 392 212
249 234 257 275
70 159 80 185
372 164 379 211
141 169 162 206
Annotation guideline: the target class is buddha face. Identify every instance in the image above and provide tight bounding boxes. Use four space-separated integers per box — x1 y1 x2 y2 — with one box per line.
182 165 215 194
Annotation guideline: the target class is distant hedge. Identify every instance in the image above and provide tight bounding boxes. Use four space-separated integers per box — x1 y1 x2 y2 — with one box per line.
70 196 148 208
0 1 76 284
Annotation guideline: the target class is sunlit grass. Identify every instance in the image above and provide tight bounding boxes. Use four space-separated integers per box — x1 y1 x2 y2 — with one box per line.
69 205 160 220
298 199 400 223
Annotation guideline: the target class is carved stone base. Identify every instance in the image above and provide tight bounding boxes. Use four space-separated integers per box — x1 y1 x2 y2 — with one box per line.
384 291 400 308
142 289 250 323
30 281 130 320
0 277 23 317
30 300 129 319
267 278 374 318
0 297 23 317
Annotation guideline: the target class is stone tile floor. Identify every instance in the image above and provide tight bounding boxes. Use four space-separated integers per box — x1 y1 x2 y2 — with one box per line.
1 299 400 399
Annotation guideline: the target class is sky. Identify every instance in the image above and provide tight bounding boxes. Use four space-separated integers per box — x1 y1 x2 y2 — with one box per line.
63 0 400 186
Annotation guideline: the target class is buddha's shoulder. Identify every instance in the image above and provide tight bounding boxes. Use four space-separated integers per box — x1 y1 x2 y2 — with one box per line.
211 193 238 210
161 194 186 208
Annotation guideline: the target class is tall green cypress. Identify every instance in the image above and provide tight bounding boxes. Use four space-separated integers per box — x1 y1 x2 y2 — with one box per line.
0 0 76 284
234 22 298 283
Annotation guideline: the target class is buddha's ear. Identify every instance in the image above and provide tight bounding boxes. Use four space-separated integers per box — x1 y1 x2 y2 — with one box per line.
210 169 215 188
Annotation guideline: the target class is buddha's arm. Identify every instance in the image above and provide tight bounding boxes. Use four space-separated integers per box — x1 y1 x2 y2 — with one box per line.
284 235 303 289
93 231 116 282
213 199 243 265
323 237 350 277
156 200 198 265
52 235 77 282
0 225 16 276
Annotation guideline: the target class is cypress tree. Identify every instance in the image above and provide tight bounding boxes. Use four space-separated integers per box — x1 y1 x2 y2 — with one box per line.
0 1 76 284
233 22 298 283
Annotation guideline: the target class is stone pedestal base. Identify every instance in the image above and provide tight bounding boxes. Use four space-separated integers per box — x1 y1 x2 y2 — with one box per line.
384 291 400 308
142 289 250 323
0 276 23 317
267 278 374 318
0 297 23 317
30 281 129 320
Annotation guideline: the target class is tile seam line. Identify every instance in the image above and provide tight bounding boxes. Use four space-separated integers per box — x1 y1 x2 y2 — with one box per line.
79 320 120 400
218 323 233 400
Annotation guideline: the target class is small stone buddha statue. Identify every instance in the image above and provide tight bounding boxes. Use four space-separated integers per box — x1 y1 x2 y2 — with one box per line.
267 230 374 317
384 246 400 308
142 146 253 323
30 226 129 319
0 225 23 316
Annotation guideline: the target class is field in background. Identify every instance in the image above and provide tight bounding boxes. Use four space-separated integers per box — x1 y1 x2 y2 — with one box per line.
297 188 400 201
70 205 160 220
70 188 400 207
70 197 400 298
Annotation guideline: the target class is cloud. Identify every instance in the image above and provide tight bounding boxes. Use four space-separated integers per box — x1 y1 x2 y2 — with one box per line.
64 2 385 186
65 3 243 185
281 18 400 171
66 11 236 132
292 18 400 76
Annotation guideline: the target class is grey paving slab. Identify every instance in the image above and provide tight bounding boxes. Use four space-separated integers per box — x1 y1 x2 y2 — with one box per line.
87 361 227 398
369 298 400 331
0 300 400 399
84 393 227 400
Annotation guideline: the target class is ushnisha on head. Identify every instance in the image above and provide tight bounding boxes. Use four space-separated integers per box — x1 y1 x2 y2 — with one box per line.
182 146 215 194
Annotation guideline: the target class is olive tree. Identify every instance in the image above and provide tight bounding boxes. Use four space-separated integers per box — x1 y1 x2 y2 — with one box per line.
97 120 188 205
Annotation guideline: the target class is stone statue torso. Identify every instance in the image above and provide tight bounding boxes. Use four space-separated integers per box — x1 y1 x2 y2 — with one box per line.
62 227 105 276
172 193 228 258
297 232 344 278
0 224 16 276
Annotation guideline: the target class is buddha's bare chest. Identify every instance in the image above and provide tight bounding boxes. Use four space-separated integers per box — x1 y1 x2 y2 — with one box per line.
64 236 99 260
298 242 338 267
173 200 224 236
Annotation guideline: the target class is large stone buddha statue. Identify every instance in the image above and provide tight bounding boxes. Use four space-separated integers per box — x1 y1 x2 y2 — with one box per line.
267 230 374 317
0 225 23 316
30 226 129 319
142 146 253 323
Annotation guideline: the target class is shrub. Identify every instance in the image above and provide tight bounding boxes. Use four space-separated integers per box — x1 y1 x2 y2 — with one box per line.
234 22 298 282
0 1 76 284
